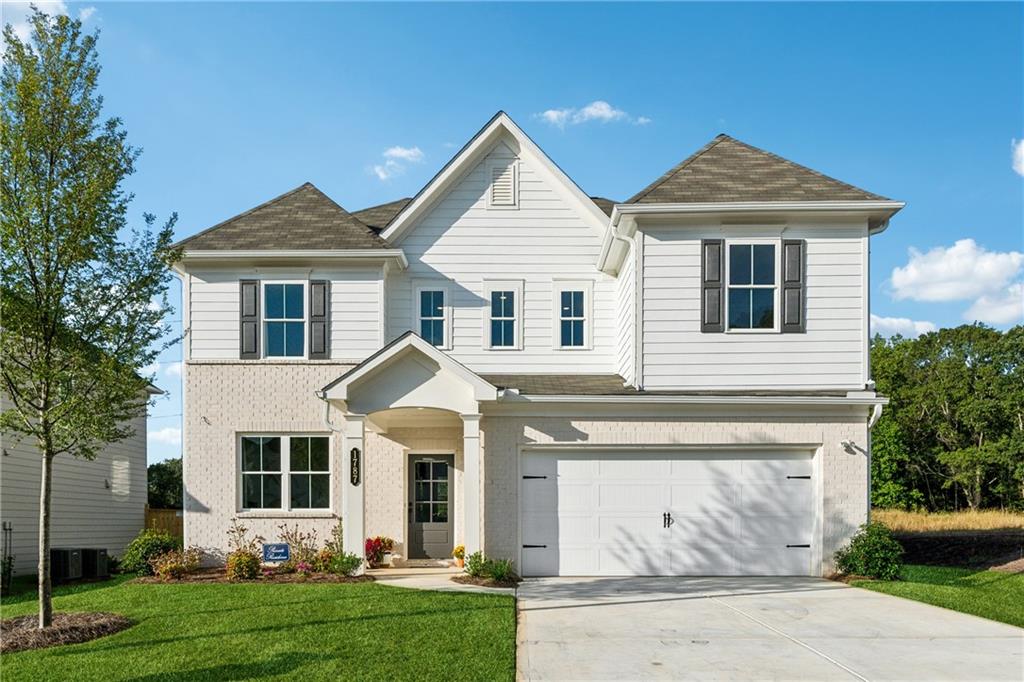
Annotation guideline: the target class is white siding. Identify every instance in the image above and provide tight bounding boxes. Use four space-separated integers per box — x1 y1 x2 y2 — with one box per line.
615 245 636 384
0 402 148 575
640 221 867 390
386 139 617 373
187 266 383 362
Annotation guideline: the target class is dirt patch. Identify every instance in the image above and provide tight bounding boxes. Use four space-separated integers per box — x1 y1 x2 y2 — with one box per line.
451 574 520 589
895 530 1024 570
132 567 375 584
1 612 134 654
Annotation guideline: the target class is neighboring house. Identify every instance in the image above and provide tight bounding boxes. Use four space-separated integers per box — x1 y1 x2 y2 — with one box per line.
174 112 902 577
0 390 156 575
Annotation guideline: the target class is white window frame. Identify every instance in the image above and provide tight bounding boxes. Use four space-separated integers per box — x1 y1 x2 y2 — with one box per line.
483 280 524 350
724 239 781 334
552 280 594 350
262 280 308 358
486 160 519 210
413 283 452 350
238 434 333 513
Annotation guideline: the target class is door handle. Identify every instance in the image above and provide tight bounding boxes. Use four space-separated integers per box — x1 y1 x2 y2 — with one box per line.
662 512 675 528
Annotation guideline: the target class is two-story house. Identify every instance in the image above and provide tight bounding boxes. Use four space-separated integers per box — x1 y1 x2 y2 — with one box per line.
173 112 902 577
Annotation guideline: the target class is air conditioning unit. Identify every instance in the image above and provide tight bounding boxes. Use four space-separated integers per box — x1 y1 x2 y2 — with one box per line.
51 548 82 583
81 548 109 579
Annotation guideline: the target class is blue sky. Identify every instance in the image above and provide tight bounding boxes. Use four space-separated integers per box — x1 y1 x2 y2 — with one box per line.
7 2 1021 463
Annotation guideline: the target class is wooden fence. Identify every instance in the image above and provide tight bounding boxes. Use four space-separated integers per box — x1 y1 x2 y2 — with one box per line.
145 506 183 540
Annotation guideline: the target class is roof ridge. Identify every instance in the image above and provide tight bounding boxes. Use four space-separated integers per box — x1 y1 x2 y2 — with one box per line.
302 183 379 237
625 135 729 203
173 182 316 249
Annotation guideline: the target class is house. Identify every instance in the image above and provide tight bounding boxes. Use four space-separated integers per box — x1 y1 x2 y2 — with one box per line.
173 112 902 577
0 390 157 575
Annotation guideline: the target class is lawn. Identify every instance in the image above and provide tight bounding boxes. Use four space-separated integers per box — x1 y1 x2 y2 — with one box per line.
0 576 516 681
853 564 1024 628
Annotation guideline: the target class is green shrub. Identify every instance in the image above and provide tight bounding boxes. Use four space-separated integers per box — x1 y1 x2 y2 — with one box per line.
121 529 180 575
226 550 260 581
149 547 201 581
327 552 363 576
465 551 487 577
835 522 904 580
487 558 516 583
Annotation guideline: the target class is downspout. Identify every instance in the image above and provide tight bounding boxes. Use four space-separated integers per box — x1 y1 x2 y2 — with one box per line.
608 217 643 390
865 402 883 524
868 403 883 429
316 390 345 433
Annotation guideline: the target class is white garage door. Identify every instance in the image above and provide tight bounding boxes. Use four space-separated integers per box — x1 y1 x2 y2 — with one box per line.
520 450 815 577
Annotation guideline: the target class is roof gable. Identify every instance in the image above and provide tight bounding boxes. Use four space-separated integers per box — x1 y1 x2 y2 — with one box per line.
379 112 610 244
627 134 887 204
174 182 390 251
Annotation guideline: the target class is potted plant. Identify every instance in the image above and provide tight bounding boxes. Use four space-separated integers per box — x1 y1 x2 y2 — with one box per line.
364 536 395 568
452 544 465 568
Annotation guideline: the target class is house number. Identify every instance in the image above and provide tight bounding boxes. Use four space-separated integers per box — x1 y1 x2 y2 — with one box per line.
350 447 361 486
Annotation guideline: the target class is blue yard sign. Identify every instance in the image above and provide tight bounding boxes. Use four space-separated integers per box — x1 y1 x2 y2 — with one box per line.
262 543 290 563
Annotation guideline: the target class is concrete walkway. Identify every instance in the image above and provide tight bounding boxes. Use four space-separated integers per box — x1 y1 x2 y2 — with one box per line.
368 567 516 594
517 576 1024 681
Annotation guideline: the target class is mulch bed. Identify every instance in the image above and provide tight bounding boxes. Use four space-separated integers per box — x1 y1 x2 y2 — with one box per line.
451 574 521 589
894 530 1024 571
1 612 134 654
132 567 374 584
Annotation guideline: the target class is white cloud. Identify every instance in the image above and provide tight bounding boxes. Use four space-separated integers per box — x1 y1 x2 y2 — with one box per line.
1013 139 1024 176
164 361 182 378
3 2 96 44
890 239 1023 302
537 100 650 129
870 314 937 338
370 145 424 181
78 6 96 22
964 282 1024 325
148 427 181 446
140 362 160 377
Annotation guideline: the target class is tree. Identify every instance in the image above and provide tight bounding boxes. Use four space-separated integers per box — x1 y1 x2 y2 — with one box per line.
148 457 183 509
1 9 177 627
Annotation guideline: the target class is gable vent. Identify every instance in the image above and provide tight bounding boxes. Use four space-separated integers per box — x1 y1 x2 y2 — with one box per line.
489 162 518 208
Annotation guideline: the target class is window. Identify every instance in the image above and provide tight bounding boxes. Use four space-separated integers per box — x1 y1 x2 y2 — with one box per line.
413 460 449 523
264 283 305 357
490 290 516 347
240 435 331 511
553 280 593 349
727 243 777 330
418 289 446 347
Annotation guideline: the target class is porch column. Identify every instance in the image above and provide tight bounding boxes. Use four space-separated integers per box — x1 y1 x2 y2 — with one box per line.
462 413 482 555
342 414 366 566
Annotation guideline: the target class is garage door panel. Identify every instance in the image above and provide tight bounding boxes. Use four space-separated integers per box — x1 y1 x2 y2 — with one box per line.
740 514 812 544
598 458 671 479
598 482 667 510
521 480 558 511
555 458 597 477
736 545 811 575
670 458 741 480
668 544 739 575
741 482 811 515
671 514 740 543
598 515 663 544
557 483 595 511
742 456 812 480
668 483 739 514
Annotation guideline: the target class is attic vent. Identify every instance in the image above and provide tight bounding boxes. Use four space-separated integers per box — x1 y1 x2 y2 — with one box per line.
488 162 518 208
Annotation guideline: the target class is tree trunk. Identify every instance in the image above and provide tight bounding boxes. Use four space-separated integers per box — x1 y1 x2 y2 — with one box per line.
37 451 54 629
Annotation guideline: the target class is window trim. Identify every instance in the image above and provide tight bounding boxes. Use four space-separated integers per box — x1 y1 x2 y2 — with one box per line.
486 160 519 210
552 280 594 350
723 239 781 334
238 433 333 513
262 280 308 358
482 280 524 350
412 283 452 350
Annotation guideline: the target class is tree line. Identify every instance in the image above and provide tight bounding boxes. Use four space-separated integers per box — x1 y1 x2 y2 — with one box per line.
870 324 1023 511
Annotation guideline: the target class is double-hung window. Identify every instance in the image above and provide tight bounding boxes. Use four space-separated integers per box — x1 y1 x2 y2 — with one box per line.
264 283 305 357
240 435 330 511
418 289 447 347
727 242 777 330
484 280 523 350
553 280 593 349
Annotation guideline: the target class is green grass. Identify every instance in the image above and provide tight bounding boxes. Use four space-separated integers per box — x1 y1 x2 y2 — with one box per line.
1 575 516 681
853 564 1024 628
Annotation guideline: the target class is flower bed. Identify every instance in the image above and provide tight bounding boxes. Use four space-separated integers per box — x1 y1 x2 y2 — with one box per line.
450 574 520 589
132 567 374 584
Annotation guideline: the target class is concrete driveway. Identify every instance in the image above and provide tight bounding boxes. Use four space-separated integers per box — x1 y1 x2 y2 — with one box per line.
517 577 1024 681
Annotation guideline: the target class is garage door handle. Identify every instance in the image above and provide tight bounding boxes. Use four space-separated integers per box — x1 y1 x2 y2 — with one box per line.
522 544 547 549
522 475 547 480
786 544 810 548
663 512 674 528
786 475 811 480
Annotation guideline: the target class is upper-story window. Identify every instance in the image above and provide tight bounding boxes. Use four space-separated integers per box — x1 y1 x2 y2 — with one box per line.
484 280 523 350
726 243 777 331
264 282 305 356
553 280 593 349
418 288 447 347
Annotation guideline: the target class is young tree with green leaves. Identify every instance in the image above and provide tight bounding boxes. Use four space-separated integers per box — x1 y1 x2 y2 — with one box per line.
1 9 178 627
148 457 183 509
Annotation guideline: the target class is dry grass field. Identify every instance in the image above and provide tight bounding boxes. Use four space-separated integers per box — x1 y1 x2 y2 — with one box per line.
874 508 1024 533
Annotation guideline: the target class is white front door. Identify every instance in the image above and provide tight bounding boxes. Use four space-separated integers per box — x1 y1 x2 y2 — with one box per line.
520 450 815 577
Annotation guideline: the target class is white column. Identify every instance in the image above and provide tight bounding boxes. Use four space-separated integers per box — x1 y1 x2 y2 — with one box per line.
461 414 482 555
342 414 366 570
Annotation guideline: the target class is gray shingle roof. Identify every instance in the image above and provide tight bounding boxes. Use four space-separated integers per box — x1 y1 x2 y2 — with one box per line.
627 134 887 204
175 183 390 251
481 374 637 395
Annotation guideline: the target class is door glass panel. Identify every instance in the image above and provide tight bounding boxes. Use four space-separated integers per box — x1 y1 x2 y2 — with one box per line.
433 481 448 502
415 461 430 480
415 502 431 522
415 481 431 502
432 462 448 480
432 503 448 523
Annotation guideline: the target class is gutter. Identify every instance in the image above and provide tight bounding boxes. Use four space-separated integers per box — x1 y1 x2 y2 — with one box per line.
315 389 345 433
180 249 409 269
499 394 890 407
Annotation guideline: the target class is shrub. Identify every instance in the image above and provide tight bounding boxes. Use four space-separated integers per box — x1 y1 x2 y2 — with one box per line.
226 518 264 554
121 529 180 575
324 520 345 555
465 551 487 578
487 558 516 583
834 522 904 580
226 551 260 581
149 547 201 581
278 523 318 568
312 549 334 573
327 552 363 576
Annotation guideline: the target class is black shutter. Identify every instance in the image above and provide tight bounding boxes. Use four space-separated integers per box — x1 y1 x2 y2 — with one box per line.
309 280 330 359
701 239 725 333
781 239 806 333
239 280 260 359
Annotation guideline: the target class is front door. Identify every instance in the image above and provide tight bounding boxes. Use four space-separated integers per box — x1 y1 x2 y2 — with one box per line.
408 455 453 559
